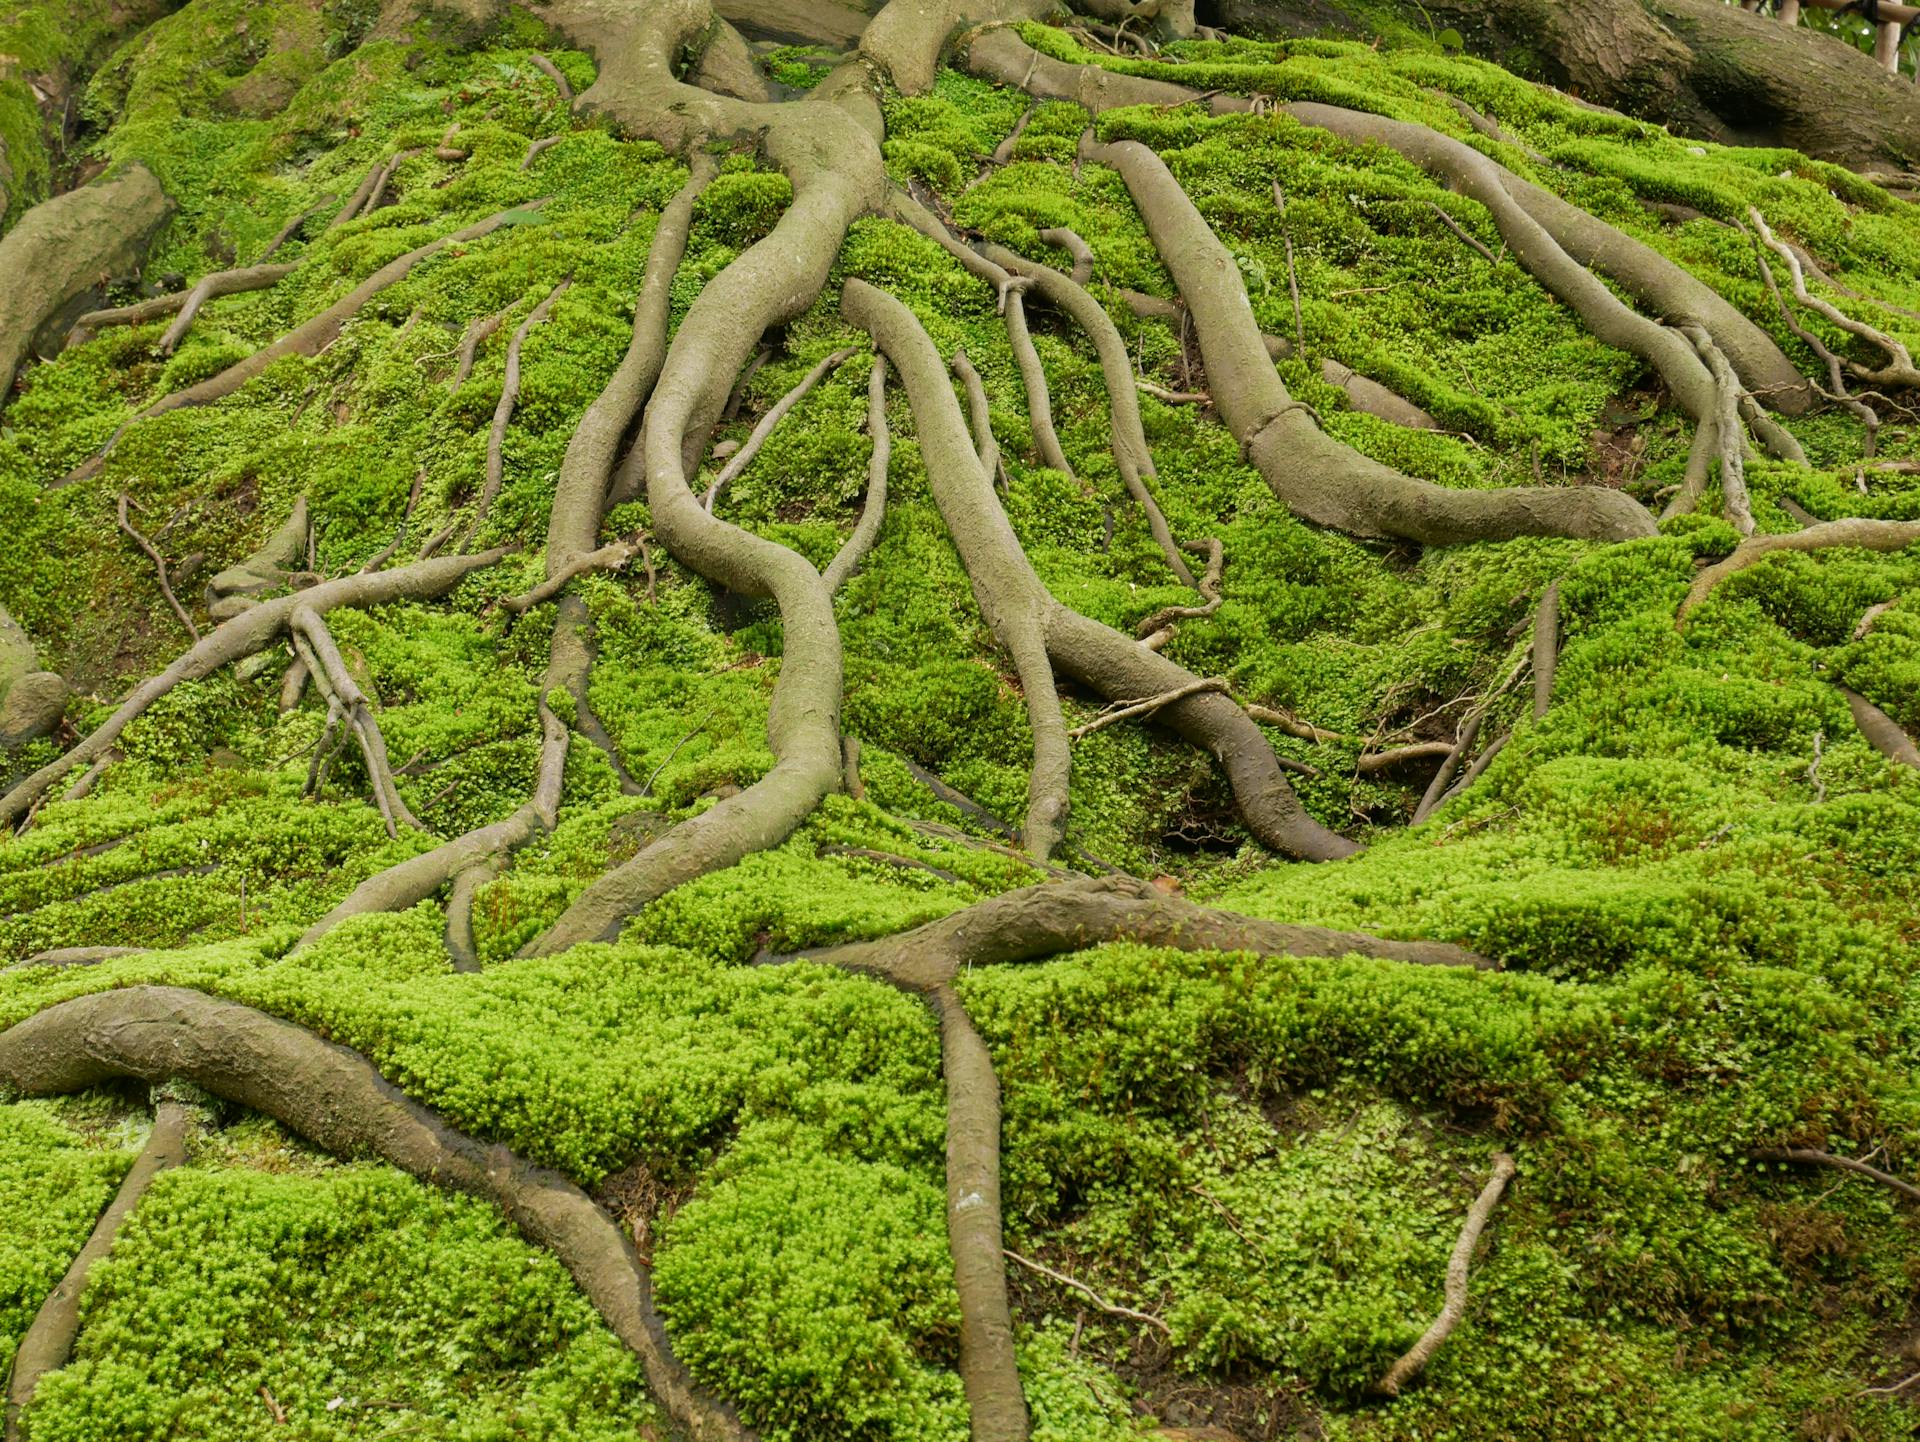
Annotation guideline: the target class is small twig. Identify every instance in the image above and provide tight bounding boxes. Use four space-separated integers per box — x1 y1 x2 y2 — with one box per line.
527 52 573 102
520 135 563 171
258 197 332 262
1807 729 1826 803
1429 202 1498 264
640 707 719 797
1136 379 1209 404
259 1386 288 1425
1375 1153 1516 1396
1753 1146 1920 1203
817 844 962 885
500 537 639 614
1003 1248 1170 1334
116 494 199 640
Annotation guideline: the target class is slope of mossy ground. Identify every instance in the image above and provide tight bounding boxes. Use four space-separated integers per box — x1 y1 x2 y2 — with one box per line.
4 8 1920 1440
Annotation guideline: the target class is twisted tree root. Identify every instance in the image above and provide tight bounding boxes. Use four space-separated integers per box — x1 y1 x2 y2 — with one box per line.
1374 1152 1517 1396
470 278 571 545
1750 208 1920 391
60 201 549 487
4 1097 190 1442
1079 133 1659 547
0 547 510 828
846 277 1358 863
1136 537 1222 646
0 988 753 1442
1677 519 1920 624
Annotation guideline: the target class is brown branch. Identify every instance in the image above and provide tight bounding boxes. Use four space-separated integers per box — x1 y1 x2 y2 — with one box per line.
1413 713 1483 825
1531 582 1559 719
257 197 332 262
500 537 639 614
116 494 199 641
1272 181 1307 355
68 263 295 351
521 135 563 171
1037 225 1094 287
1375 1152 1517 1396
1070 677 1228 739
291 606 422 836
1749 207 1920 390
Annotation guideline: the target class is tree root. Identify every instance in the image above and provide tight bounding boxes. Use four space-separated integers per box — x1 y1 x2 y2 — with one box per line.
1374 1151 1516 1397
1676 519 1920 624
1531 582 1559 720
451 299 518 389
0 987 753 1442
1840 687 1920 770
1750 207 1920 392
952 346 1003 483
0 164 171 409
527 52 573 102
60 201 548 487
1038 225 1093 286
258 197 332 262
821 356 892 593
291 605 422 836
1754 1146 1920 1202
1069 676 1227 738
1412 712 1483 825
500 538 640 614
1135 537 1222 646
66 262 295 352
444 857 496 972
1002 284 1076 476
1745 218 1879 456
4 1096 190 1442
116 493 199 641
328 158 386 229
1076 134 1658 547
470 278 570 546
783 872 1488 984
702 346 858 513
0 546 510 828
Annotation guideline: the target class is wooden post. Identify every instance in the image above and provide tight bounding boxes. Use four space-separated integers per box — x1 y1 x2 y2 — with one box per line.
1876 19 1904 71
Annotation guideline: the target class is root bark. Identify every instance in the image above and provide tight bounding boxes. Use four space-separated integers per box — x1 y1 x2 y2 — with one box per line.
0 988 752 1442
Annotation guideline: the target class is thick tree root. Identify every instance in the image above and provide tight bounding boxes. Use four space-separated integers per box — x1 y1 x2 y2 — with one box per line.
1841 687 1920 770
0 546 510 828
1677 519 1920 624
0 988 753 1442
1079 133 1660 547
846 277 1358 862
470 278 570 545
1374 1151 1517 1397
66 262 296 351
519 90 887 954
4 1097 190 1442
451 300 517 389
0 164 171 411
783 873 1489 983
59 201 547 486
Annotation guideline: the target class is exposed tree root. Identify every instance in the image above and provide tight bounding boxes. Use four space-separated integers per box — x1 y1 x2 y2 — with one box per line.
451 300 518 389
500 538 640 614
1075 134 1659 546
784 873 1488 984
0 547 510 828
1840 687 1920 770
820 356 892 594
291 605 422 835
1003 1248 1169 1332
0 164 171 409
1430 729 1511 816
702 346 857 513
1038 225 1093 286
1666 325 1754 533
328 158 386 229
527 52 573 102
362 147 422 216
952 346 1004 483
1531 582 1559 719
116 493 199 641
930 984 1029 1442
3 946 147 972
1374 1151 1517 1397
206 496 311 616
1754 1146 1920 1202
1413 713 1483 825
444 857 496 972
258 197 332 261
1745 218 1879 456
1070 676 1227 738
66 262 295 351
1750 208 1920 392
848 277 1361 862
1135 537 1222 647
4 1096 189 1442
59 201 548 486
0 987 753 1442
1677 519 1920 624
1001 285 1076 476
470 278 570 545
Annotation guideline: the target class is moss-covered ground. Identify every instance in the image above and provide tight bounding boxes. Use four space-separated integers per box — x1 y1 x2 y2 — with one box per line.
4 7 1920 1439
